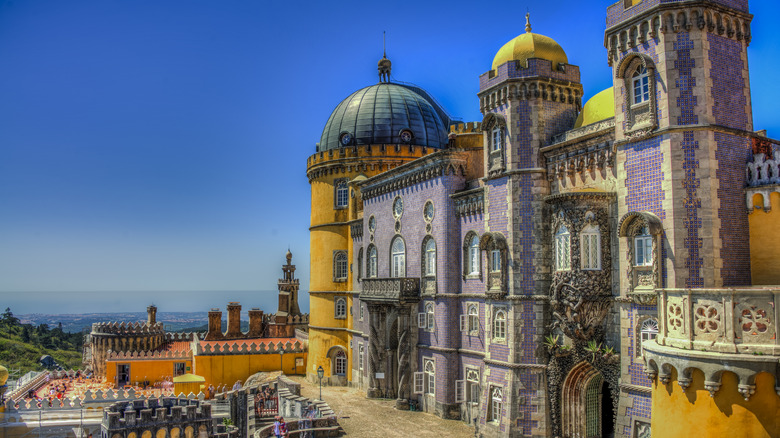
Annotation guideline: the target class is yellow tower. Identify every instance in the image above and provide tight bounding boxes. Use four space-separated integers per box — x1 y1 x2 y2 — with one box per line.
306 57 452 384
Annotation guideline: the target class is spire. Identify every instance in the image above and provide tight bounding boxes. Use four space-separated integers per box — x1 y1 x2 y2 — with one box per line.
378 31 392 83
525 11 532 33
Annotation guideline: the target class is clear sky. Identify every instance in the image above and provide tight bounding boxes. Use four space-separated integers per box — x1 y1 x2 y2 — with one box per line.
0 0 778 313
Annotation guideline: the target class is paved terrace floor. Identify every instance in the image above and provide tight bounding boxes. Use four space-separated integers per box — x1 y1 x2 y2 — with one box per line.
288 376 475 438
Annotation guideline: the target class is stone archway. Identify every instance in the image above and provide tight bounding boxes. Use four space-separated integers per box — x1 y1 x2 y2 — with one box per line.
561 361 615 438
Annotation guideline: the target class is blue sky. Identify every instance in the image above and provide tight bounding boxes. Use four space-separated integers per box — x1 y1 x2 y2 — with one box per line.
0 0 778 313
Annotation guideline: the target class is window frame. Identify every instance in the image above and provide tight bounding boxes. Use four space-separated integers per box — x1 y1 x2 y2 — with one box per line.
637 317 659 357
490 249 501 273
634 231 653 267
491 127 503 152
555 225 571 271
425 302 435 331
358 344 364 371
367 245 378 278
493 308 507 342
580 224 602 271
334 297 347 319
468 304 479 334
424 359 435 396
333 251 348 282
334 179 349 209
391 236 406 278
489 386 503 423
632 66 650 106
424 238 437 277
334 350 347 376
463 232 481 278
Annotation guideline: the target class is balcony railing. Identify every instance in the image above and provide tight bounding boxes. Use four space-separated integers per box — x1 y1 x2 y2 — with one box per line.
656 288 780 355
360 278 421 304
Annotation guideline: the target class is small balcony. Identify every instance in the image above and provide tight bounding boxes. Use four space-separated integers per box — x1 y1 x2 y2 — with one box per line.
360 278 421 304
655 287 780 355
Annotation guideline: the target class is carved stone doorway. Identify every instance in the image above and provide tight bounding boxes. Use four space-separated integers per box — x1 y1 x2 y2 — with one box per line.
561 361 615 438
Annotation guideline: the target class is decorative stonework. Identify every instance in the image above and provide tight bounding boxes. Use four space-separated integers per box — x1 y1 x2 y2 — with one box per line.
361 278 421 304
545 141 615 182
451 187 485 217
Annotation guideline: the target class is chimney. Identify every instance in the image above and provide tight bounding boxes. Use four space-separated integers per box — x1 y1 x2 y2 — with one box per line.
226 302 243 339
247 308 264 338
205 309 224 341
147 305 157 325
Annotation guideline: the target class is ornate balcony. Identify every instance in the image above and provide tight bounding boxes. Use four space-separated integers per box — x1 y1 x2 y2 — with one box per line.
655 288 780 355
360 278 421 304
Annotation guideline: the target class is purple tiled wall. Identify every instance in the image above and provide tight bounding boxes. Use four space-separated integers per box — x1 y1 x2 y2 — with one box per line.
708 33 749 131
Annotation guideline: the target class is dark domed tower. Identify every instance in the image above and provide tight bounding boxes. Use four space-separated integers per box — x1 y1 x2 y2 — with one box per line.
306 58 452 384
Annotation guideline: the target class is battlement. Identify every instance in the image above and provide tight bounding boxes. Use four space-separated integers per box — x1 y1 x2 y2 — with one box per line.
91 321 165 335
103 398 211 430
479 58 581 93
306 143 434 171
606 0 749 30
263 313 309 325
165 332 197 342
195 338 306 356
106 349 191 361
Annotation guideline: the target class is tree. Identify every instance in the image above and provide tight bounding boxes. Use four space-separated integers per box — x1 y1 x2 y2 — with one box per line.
1 307 19 326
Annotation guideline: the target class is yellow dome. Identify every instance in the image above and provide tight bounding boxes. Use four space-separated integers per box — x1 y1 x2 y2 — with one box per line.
492 14 568 71
0 365 7 386
574 87 615 128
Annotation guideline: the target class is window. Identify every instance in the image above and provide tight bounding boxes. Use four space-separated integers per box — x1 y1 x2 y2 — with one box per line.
491 127 503 152
424 238 436 276
489 386 503 423
555 225 571 271
491 249 501 272
359 304 364 321
493 309 506 340
634 228 653 266
632 66 650 105
467 234 480 275
391 236 406 277
335 180 349 208
358 344 364 371
367 245 377 278
424 360 435 395
335 297 347 319
334 251 348 281
334 350 346 375
638 318 659 356
468 304 479 333
466 369 480 404
174 362 186 377
580 224 601 270
357 248 363 281
426 303 435 331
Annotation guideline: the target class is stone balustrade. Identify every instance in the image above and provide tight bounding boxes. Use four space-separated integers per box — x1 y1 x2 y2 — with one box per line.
655 287 780 355
360 278 421 304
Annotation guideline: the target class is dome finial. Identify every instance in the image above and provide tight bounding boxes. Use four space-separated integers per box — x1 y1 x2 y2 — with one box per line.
525 11 532 33
378 31 391 83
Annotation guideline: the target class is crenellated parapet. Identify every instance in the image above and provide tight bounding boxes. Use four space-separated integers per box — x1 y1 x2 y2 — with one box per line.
100 397 232 437
195 338 306 356
91 321 165 336
106 349 191 361
643 287 780 399
306 143 433 182
262 313 309 325
164 332 197 342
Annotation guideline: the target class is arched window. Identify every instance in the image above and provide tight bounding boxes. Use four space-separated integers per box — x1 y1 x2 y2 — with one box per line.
634 227 653 266
335 180 349 208
391 236 406 277
490 249 501 272
489 386 503 422
580 224 601 270
368 245 377 278
357 248 363 281
333 251 348 281
493 309 506 340
424 238 436 276
632 66 650 105
638 318 659 356
424 359 435 395
555 225 571 271
335 297 347 319
468 304 479 333
426 302 435 330
334 350 347 375
467 234 480 275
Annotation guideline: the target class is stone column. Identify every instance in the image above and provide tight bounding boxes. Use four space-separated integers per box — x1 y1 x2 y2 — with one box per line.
367 305 382 398
396 308 411 410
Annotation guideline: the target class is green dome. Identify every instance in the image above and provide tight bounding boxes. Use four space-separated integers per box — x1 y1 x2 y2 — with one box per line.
318 83 451 152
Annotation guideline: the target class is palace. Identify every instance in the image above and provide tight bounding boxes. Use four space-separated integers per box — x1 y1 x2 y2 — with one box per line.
305 1 780 437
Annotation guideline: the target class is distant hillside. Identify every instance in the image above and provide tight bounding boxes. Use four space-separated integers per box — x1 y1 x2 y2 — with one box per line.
0 308 83 375
18 312 211 334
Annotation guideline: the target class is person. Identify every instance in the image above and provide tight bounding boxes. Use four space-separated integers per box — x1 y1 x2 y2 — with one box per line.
273 416 288 438
232 380 242 391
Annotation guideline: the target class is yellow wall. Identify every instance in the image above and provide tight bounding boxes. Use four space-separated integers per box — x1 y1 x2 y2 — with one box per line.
105 359 192 386
651 368 780 438
193 352 307 389
749 192 780 285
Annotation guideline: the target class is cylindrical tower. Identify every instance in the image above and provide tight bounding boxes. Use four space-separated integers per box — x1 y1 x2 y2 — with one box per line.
306 60 453 384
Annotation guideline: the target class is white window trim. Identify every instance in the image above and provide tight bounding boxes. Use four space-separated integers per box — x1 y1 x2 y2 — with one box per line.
335 180 349 208
391 236 406 278
491 127 503 152
489 386 503 423
368 245 378 278
424 359 435 396
333 251 348 281
425 303 435 331
555 225 571 271
334 350 347 376
424 238 436 277
413 372 424 394
490 249 501 273
465 368 480 404
580 225 601 271
335 297 347 319
493 308 507 342
358 344 364 371
634 234 653 267
632 66 650 106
